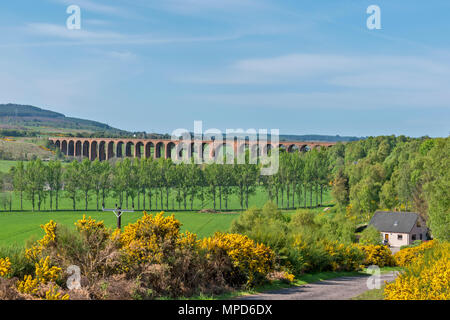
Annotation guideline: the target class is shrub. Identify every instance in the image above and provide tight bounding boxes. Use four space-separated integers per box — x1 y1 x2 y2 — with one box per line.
201 232 275 287
0 246 34 279
16 256 68 300
358 245 396 267
394 240 436 267
400 239 423 250
358 226 382 246
323 241 366 272
118 211 182 270
385 242 449 300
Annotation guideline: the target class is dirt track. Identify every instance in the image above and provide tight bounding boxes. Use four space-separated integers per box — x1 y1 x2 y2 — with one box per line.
239 272 398 300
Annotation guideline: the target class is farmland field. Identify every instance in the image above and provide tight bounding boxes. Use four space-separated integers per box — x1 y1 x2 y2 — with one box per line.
0 160 19 173
0 210 239 247
0 187 334 247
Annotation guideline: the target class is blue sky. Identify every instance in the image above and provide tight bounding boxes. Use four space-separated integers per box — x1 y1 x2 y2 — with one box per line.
0 0 449 137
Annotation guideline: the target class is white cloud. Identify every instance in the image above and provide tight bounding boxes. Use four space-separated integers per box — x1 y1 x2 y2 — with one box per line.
144 0 266 15
191 89 450 110
49 0 132 17
180 53 450 91
0 23 242 48
26 23 127 41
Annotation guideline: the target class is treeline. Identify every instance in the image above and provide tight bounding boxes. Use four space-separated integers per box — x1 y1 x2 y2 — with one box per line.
330 135 449 241
0 129 39 137
3 149 332 212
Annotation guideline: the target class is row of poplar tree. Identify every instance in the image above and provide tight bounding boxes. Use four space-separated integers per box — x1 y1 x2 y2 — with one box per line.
5 148 331 212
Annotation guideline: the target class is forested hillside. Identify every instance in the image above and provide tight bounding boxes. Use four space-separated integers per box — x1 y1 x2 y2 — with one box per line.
330 135 449 240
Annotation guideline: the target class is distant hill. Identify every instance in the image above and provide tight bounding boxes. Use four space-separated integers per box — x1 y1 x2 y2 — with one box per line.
0 104 362 142
279 134 362 142
0 103 129 137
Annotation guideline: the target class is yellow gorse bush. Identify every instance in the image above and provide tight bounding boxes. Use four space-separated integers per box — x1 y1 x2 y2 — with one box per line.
17 256 62 295
75 214 106 233
394 240 436 267
283 272 295 283
118 212 182 269
358 244 396 267
25 220 57 261
385 242 450 300
201 232 275 286
44 285 70 300
0 257 11 277
323 241 366 271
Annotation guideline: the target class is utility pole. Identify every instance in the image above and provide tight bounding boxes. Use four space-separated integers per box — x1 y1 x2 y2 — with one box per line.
102 203 134 229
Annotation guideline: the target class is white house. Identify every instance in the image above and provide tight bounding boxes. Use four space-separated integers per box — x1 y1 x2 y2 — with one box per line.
369 211 429 247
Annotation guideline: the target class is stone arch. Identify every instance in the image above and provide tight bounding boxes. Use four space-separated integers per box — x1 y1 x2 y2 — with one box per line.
263 144 273 156
174 141 190 160
145 142 154 158
135 142 144 158
166 142 176 159
155 142 165 158
125 141 134 157
279 144 286 152
287 144 299 153
90 141 98 160
54 140 61 149
68 140 75 156
116 141 124 158
107 141 115 159
99 141 106 161
75 141 82 157
82 141 89 158
61 140 68 155
299 144 310 152
201 143 210 160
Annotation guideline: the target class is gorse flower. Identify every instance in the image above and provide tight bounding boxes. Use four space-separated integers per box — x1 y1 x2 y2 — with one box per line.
0 257 11 277
394 240 436 267
17 256 62 295
201 232 275 286
358 244 396 267
25 220 58 261
385 242 449 300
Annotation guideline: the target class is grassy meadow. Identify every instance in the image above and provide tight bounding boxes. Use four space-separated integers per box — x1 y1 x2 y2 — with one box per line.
0 186 333 247
0 210 239 247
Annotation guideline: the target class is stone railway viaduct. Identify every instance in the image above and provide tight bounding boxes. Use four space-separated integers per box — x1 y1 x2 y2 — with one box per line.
48 137 336 161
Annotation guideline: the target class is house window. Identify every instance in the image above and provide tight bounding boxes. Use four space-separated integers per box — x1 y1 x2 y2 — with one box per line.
397 234 403 240
412 234 417 241
420 234 423 240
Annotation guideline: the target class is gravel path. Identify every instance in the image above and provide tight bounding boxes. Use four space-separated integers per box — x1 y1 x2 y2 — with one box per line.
239 272 399 300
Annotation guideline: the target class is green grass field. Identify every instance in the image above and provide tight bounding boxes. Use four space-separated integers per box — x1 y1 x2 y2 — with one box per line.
0 210 239 247
0 160 20 173
0 190 333 248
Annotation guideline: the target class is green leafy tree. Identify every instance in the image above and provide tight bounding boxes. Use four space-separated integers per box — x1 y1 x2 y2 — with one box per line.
63 160 80 211
359 225 382 245
46 160 63 211
10 161 26 210
25 159 46 211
